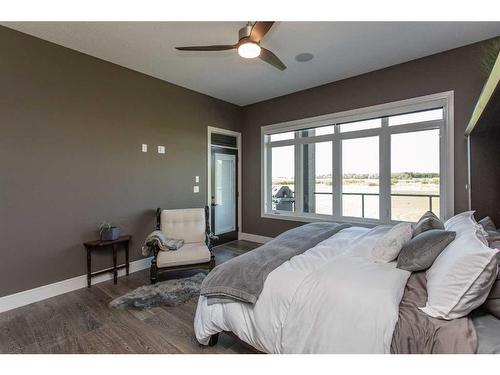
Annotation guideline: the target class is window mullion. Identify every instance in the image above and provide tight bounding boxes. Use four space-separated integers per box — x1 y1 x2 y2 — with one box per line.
266 143 272 213
333 125 342 218
379 117 391 223
294 142 303 215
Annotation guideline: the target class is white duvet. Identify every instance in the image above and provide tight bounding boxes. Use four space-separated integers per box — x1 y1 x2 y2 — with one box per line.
194 226 411 353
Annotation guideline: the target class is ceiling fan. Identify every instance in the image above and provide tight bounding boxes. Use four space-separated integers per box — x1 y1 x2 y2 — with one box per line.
175 22 286 71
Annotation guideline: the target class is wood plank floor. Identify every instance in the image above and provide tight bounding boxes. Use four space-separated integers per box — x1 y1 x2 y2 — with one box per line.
0 240 260 354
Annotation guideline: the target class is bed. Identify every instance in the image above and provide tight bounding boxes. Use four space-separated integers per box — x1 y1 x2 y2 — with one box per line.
194 216 500 354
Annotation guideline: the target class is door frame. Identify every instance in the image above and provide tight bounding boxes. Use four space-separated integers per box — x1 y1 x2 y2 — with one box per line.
207 126 242 240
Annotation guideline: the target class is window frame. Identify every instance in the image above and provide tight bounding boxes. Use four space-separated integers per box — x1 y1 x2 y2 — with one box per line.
261 91 454 225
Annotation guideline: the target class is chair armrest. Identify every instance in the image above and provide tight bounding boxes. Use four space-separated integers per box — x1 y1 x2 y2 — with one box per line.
206 232 219 252
204 205 218 251
149 242 160 257
156 208 162 230
208 232 219 241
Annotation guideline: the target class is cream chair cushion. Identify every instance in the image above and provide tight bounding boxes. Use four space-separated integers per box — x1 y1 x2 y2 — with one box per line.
160 208 205 243
156 242 211 268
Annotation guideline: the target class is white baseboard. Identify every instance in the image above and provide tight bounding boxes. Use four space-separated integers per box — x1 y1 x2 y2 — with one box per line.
239 232 274 244
0 233 274 313
0 257 152 314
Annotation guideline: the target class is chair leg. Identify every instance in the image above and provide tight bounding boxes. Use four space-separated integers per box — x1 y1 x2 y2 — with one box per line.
209 255 216 271
150 259 158 284
208 333 219 346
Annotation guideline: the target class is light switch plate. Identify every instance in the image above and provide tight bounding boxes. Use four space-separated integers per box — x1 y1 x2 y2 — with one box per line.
157 145 165 154
141 144 148 152
195 176 199 183
193 186 199 193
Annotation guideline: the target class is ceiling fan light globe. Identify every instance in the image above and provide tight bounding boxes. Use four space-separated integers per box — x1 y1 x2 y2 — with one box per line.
238 42 261 59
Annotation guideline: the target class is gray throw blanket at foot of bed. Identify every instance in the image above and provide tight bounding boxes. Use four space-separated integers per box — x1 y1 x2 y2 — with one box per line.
201 222 351 304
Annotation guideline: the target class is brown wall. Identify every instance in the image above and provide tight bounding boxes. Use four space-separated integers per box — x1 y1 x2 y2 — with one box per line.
241 40 490 238
470 128 500 225
0 26 241 297
0 25 494 297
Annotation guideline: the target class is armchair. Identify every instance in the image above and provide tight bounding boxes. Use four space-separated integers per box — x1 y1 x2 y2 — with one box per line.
150 206 216 284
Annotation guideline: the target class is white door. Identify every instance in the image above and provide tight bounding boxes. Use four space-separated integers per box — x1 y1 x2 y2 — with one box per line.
214 153 236 235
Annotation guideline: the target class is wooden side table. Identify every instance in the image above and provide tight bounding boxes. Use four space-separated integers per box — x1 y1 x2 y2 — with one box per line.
83 235 131 287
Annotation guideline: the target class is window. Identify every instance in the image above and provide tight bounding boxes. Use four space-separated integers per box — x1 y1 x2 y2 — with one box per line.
342 136 379 219
303 141 333 215
389 108 443 126
262 92 453 224
299 125 335 138
390 129 440 222
270 131 294 142
271 145 295 212
339 118 381 133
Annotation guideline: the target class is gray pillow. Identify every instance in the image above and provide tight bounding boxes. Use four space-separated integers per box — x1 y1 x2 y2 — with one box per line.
483 266 500 318
397 229 456 272
479 216 497 233
479 216 500 238
413 211 444 236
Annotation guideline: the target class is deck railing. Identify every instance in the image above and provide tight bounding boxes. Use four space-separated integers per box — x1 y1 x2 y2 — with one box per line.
272 191 439 218
314 192 439 218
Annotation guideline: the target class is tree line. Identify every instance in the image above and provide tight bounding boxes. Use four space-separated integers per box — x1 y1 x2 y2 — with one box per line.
316 172 439 179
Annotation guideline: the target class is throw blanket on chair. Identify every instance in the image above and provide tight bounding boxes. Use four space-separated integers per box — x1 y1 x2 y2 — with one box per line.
200 222 351 304
141 230 184 256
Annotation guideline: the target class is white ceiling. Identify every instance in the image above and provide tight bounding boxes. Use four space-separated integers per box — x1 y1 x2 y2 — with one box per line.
3 22 500 106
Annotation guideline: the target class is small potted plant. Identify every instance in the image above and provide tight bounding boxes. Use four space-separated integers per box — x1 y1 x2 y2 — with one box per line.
99 222 121 241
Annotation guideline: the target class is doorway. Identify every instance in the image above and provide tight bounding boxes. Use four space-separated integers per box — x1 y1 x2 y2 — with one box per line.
207 127 241 245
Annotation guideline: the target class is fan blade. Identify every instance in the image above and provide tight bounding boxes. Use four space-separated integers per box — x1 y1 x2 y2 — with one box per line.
259 48 286 71
249 22 275 42
176 45 236 51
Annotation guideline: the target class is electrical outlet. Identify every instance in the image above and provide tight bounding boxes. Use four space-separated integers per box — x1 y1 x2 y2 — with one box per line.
141 144 148 152
193 186 199 193
195 176 199 183
158 145 165 154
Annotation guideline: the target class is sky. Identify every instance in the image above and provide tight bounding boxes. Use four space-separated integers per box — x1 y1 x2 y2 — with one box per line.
271 128 440 178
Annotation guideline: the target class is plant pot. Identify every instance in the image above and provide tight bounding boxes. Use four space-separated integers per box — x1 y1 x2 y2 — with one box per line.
101 227 120 241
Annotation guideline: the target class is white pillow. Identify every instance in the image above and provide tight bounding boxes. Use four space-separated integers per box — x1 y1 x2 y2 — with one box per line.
449 211 489 246
371 223 413 262
421 211 499 320
443 210 474 228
